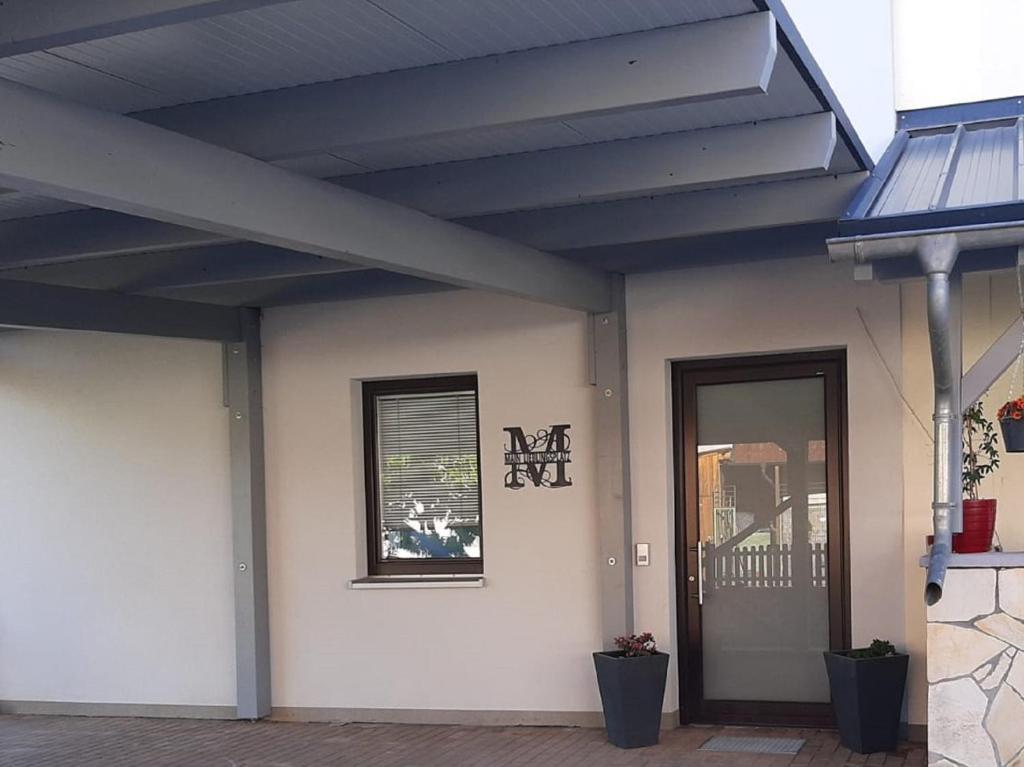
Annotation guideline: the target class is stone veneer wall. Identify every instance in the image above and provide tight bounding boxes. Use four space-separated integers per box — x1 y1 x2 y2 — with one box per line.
927 568 1024 766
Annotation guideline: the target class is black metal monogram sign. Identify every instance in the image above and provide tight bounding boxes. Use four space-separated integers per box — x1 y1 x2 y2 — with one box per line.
503 424 572 489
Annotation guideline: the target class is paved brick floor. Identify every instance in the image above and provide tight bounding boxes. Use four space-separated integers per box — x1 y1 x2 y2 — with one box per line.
0 715 926 767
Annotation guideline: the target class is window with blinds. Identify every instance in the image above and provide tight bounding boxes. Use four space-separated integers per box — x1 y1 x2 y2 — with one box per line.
363 375 482 575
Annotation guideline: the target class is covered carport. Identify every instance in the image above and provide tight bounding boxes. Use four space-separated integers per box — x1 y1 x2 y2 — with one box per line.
0 0 879 723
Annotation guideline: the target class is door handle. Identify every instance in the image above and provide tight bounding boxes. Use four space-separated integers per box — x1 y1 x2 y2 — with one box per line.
696 541 704 606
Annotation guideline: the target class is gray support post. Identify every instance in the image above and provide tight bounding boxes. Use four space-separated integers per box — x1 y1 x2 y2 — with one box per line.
962 316 1024 410
224 308 271 719
591 274 634 646
961 247 1024 409
0 278 242 341
958 248 1024 407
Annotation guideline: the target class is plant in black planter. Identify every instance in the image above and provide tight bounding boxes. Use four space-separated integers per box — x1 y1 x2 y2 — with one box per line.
593 632 669 749
959 402 1000 553
824 639 908 754
998 396 1024 452
999 266 1024 452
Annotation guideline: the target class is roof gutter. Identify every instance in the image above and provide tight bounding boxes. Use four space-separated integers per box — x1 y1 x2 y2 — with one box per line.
828 220 1024 262
828 223 1024 603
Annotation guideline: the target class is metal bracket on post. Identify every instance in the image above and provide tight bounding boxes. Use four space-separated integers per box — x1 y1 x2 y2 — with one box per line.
590 274 634 646
224 308 271 720
853 263 874 282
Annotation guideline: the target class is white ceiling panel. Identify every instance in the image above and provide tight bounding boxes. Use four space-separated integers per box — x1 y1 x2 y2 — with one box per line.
0 0 760 114
45 1 452 109
0 193 84 222
336 121 588 172
567 52 819 142
0 51 168 112
324 51 823 173
0 0 865 292
271 153 370 177
371 0 755 59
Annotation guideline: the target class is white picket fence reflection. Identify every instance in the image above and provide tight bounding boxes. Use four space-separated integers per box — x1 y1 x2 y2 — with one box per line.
707 542 828 589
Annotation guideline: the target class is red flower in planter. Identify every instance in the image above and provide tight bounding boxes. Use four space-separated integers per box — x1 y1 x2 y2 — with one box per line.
613 632 657 657
998 396 1024 421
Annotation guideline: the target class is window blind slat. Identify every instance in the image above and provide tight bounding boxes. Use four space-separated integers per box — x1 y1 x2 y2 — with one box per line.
374 387 481 557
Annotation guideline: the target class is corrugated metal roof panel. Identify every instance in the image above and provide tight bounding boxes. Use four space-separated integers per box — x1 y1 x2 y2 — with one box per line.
870 132 953 216
945 123 1018 208
860 119 1024 220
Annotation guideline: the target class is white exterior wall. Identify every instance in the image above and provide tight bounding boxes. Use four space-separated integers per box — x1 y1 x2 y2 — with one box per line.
0 261 916 721
782 0 895 161
0 331 235 708
261 291 604 716
627 256 905 715
895 0 1024 111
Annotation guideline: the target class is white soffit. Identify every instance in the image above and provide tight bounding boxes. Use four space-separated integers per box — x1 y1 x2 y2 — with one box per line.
0 0 857 213
0 0 757 113
0 192 84 222
339 46 828 173
0 0 869 300
0 0 855 212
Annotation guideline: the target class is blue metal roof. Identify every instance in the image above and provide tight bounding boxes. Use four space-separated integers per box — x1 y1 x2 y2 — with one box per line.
839 109 1024 238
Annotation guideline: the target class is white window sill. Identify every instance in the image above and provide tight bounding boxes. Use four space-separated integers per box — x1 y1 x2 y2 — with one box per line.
349 576 485 590
919 551 1024 568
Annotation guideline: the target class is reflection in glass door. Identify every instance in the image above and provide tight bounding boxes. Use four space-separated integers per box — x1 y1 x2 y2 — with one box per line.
674 354 847 726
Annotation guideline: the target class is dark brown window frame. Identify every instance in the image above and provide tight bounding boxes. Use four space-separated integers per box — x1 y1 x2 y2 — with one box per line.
362 374 484 576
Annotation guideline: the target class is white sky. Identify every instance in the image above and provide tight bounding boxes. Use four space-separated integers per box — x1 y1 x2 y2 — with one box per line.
895 0 1024 110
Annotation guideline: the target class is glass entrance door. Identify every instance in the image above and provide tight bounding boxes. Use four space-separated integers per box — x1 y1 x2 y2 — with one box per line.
674 354 847 726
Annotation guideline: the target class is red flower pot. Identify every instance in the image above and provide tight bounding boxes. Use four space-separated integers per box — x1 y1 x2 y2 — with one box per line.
954 499 997 554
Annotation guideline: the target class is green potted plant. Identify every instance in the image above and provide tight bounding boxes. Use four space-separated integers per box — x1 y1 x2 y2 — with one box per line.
592 632 668 749
823 639 909 754
959 402 1000 553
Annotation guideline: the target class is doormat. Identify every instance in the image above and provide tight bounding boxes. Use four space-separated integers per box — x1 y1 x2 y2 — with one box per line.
698 736 805 754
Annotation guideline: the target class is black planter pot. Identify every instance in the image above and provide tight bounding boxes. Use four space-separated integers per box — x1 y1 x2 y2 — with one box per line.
592 651 669 748
1001 417 1024 453
823 651 908 754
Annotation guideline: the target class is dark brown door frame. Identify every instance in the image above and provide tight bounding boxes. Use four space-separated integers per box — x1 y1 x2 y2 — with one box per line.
671 350 851 727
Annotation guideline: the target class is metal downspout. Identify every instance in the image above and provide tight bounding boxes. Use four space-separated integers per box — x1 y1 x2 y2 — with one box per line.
826 225 1024 603
918 235 961 605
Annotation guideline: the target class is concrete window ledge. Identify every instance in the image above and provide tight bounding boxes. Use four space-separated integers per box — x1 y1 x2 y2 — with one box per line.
349 576 485 590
